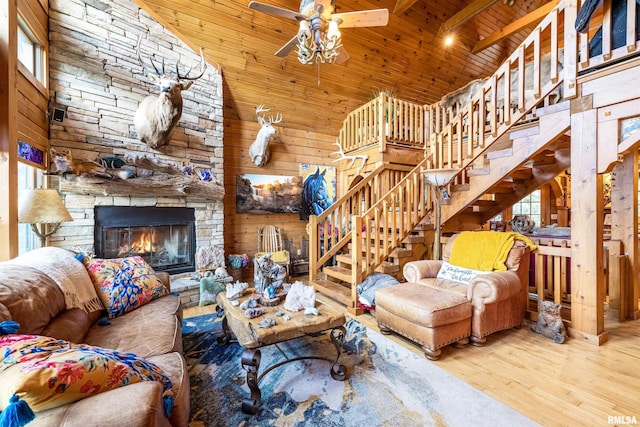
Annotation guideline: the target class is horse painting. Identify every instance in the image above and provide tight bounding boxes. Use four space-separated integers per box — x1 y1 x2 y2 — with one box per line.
300 167 332 220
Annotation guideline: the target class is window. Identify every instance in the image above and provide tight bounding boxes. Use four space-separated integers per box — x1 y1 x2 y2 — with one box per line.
512 189 541 228
18 162 43 254
17 16 45 86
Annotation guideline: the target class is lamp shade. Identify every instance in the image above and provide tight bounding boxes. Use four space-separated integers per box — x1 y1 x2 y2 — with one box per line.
18 189 72 224
422 168 459 187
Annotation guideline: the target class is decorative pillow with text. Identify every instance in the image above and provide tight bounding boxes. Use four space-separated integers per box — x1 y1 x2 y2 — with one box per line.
436 261 489 284
83 256 168 318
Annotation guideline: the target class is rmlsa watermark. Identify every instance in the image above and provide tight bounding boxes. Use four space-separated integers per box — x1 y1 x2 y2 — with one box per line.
608 415 638 425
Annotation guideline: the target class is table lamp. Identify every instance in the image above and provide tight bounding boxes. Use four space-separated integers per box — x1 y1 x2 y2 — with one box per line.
18 188 73 246
421 168 458 260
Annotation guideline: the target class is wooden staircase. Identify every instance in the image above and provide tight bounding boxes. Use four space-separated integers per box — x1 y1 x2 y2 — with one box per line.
308 0 575 313
442 104 571 229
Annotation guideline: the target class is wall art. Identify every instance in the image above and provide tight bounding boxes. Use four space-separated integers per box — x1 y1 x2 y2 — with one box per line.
236 174 302 214
299 164 336 220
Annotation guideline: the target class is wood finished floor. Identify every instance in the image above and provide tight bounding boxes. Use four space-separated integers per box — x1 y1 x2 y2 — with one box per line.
183 282 640 427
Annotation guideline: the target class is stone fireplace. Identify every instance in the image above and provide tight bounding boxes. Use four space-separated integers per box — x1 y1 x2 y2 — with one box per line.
95 206 196 275
47 0 226 309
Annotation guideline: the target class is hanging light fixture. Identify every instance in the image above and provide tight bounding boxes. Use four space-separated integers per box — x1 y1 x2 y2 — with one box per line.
296 4 342 65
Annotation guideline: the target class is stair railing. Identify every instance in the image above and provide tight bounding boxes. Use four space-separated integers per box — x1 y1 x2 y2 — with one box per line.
352 157 432 282
308 163 415 282
338 92 426 154
314 0 586 311
426 0 570 189
345 0 576 297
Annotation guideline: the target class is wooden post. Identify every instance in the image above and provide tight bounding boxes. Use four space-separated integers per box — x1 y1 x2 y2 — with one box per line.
606 240 624 321
308 215 318 282
610 151 639 320
0 0 18 260
569 110 608 345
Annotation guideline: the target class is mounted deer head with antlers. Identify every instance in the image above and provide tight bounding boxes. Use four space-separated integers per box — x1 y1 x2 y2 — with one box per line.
134 36 207 149
248 104 282 167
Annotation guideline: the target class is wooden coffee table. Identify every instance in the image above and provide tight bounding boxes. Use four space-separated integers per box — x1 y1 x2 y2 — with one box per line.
215 289 347 414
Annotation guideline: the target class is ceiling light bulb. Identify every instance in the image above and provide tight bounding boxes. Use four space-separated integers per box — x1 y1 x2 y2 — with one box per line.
444 35 454 46
327 20 340 40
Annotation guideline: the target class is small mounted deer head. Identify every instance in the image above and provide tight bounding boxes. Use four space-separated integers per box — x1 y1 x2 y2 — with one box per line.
248 104 282 167
134 36 207 149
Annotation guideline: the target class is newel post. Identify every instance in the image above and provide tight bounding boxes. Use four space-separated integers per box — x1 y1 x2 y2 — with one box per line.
308 215 318 282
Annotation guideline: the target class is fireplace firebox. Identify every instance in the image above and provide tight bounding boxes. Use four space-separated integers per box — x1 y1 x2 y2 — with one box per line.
95 206 196 275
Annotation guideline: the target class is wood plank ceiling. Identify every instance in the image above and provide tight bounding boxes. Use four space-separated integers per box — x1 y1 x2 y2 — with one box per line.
136 0 553 135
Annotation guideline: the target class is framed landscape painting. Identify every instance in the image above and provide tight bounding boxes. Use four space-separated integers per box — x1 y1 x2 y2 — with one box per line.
236 174 302 214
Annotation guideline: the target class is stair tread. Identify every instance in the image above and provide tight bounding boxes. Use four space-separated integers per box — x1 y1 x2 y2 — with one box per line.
323 265 353 282
310 279 351 306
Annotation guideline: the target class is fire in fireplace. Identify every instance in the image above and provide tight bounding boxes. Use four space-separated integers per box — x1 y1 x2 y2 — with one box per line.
95 206 196 274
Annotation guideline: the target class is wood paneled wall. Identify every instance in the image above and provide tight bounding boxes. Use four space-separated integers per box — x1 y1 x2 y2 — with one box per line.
223 117 338 268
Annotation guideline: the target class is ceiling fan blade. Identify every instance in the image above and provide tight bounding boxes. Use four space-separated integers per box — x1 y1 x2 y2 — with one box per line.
335 46 350 64
248 1 304 20
275 36 298 57
333 9 389 28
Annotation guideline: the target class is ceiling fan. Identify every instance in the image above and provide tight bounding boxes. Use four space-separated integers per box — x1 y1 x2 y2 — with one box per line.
248 0 389 65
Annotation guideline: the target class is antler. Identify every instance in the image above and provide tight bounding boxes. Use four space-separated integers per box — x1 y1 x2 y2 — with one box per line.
256 104 268 125
176 46 207 81
136 35 162 76
269 113 283 124
255 105 282 125
332 139 368 174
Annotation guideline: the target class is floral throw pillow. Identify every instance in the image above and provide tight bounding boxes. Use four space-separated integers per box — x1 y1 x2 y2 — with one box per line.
83 256 169 318
0 333 173 420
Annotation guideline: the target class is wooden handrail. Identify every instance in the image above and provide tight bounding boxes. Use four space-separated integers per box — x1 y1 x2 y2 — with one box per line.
308 163 415 281
353 157 432 279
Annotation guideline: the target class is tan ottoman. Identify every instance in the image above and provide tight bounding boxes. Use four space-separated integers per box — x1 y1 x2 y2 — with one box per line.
375 282 472 360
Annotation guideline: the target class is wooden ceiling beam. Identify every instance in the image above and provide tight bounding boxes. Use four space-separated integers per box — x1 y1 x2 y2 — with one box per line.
437 0 499 36
393 0 420 16
472 0 559 54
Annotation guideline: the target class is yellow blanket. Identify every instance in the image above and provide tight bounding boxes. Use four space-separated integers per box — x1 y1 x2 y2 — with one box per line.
448 231 536 272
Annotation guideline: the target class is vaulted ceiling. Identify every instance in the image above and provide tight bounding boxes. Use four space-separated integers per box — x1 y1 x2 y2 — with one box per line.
136 0 553 135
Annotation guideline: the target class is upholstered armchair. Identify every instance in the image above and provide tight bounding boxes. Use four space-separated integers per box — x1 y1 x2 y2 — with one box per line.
403 232 533 345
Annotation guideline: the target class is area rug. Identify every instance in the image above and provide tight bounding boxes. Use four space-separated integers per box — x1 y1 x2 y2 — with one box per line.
182 313 539 427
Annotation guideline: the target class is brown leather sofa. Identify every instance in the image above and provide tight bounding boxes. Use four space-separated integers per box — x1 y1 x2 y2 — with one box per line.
402 233 532 345
0 248 189 427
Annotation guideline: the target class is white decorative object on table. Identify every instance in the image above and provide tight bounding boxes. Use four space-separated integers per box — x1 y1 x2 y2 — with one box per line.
211 267 233 283
226 281 248 300
284 281 316 312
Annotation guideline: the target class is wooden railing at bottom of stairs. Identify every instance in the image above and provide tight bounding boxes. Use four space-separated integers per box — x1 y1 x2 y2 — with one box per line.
527 237 629 325
309 157 436 314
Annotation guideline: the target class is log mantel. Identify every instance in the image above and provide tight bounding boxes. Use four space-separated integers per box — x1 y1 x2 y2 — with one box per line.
59 173 224 200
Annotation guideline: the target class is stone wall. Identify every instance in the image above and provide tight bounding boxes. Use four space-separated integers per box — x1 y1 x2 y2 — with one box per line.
48 0 225 275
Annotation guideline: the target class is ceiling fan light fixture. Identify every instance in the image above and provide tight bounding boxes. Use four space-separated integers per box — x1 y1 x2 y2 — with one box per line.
248 1 388 66
327 20 341 39
296 15 342 64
